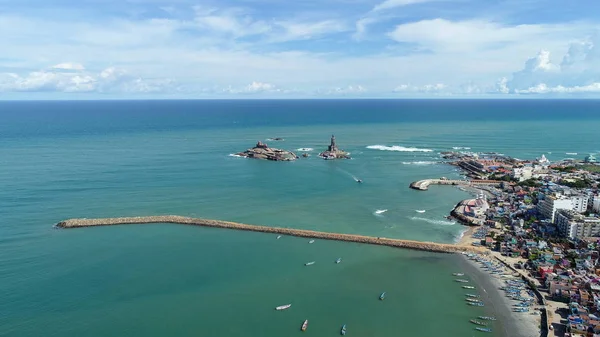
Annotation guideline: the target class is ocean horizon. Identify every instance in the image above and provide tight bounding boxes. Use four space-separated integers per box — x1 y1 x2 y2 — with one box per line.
2 99 599 337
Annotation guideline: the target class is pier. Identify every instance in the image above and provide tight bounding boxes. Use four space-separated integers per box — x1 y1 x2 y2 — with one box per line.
56 216 486 254
409 179 501 191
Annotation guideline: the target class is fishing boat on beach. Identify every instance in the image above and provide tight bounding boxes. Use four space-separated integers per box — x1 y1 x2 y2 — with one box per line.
475 327 492 332
470 319 487 326
463 285 475 289
379 292 386 300
301 320 308 331
305 261 315 266
275 304 291 310
467 302 484 307
478 316 497 321
336 258 342 264
341 324 347 335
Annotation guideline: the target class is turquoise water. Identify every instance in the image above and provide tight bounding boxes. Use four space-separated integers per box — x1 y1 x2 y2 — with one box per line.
1 100 599 336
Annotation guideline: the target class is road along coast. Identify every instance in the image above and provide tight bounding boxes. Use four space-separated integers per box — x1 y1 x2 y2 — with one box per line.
56 215 486 254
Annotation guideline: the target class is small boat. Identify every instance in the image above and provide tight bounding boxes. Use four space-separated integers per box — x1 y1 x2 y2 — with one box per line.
305 261 315 266
455 279 469 283
416 210 426 213
467 302 484 307
466 294 480 298
341 324 347 335
470 319 487 326
275 304 291 310
379 292 386 300
475 327 492 332
277 235 282 239
452 273 464 276
309 240 315 244
478 316 496 321
356 179 362 183
301 320 308 331
463 285 475 289
336 258 342 264
466 298 481 303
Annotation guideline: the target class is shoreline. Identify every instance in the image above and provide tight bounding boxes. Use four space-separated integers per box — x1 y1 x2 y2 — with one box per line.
457 254 541 337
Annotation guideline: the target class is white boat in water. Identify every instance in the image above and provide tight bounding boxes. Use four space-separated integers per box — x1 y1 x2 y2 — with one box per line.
415 210 426 213
277 235 282 239
452 273 464 276
275 304 291 310
309 240 315 244
336 258 342 264
305 261 315 266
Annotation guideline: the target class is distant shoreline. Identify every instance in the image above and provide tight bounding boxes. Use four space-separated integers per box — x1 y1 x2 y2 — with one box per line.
55 215 486 254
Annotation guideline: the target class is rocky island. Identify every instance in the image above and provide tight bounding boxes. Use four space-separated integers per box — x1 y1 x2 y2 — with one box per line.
319 135 350 160
236 141 298 161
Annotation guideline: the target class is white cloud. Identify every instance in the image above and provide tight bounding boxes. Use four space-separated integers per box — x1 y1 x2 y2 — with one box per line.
221 81 286 94
192 6 271 38
373 0 435 12
387 19 589 54
515 83 600 94
316 85 367 95
0 63 175 94
505 35 600 94
274 20 347 42
52 63 85 71
393 83 446 92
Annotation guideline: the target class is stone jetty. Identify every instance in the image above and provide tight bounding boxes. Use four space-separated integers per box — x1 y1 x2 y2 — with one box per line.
56 215 486 254
236 141 298 161
409 178 502 191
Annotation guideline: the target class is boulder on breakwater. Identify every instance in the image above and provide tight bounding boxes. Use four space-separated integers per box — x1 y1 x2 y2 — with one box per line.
55 215 486 254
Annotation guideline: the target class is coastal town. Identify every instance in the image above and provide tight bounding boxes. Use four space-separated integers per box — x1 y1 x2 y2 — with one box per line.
433 150 600 337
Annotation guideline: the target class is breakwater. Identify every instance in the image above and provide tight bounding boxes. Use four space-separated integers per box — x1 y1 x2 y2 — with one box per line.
409 179 502 191
56 215 486 254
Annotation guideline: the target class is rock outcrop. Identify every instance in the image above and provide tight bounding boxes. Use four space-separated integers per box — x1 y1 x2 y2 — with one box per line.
319 135 350 159
236 141 298 161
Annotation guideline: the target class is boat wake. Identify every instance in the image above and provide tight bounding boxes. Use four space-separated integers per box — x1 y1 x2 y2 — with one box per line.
366 145 433 152
401 161 437 165
409 216 456 226
296 148 313 152
374 209 388 216
415 210 426 213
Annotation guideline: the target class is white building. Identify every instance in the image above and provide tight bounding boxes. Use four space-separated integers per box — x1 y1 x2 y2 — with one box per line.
556 209 600 239
537 195 575 223
593 195 600 213
571 194 589 213
512 166 533 182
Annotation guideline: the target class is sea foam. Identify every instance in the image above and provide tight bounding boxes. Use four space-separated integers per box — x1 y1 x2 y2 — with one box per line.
409 216 456 226
401 161 437 165
452 147 471 150
296 148 313 152
228 154 245 158
374 209 388 216
366 145 433 152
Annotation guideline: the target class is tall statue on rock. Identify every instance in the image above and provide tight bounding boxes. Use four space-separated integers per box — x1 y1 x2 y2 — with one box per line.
319 134 350 160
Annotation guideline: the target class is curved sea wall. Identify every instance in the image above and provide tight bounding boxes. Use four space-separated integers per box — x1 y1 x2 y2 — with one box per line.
56 215 486 254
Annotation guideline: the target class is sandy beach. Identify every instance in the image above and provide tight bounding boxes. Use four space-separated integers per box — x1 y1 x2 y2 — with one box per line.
456 254 542 337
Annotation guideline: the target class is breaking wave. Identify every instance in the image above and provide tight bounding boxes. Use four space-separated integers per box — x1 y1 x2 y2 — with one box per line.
374 209 388 215
228 154 245 158
401 161 438 165
409 216 456 226
452 147 471 150
566 152 578 155
366 145 433 152
296 148 314 152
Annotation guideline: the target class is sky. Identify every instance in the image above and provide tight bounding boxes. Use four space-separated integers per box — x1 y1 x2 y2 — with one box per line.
1 0 600 99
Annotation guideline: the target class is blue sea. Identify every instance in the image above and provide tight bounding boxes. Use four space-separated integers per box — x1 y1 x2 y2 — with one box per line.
1 99 599 337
